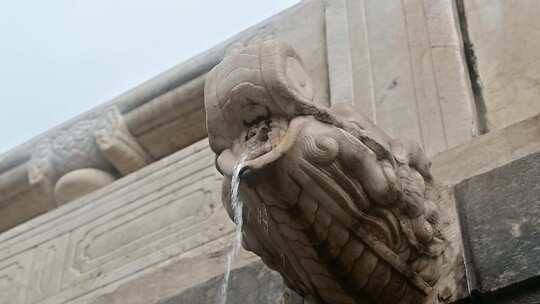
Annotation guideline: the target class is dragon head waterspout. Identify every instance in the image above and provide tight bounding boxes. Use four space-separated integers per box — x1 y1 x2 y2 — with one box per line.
205 40 464 304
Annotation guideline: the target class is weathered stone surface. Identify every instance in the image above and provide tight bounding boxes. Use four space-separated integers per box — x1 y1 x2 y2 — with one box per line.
484 281 540 304
206 39 465 304
158 261 304 304
325 0 478 157
85 244 260 304
454 151 540 294
54 168 117 205
432 114 540 186
0 140 240 304
460 0 540 131
0 178 56 232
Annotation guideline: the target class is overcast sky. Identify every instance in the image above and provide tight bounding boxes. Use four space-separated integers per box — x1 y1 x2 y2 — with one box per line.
0 0 297 153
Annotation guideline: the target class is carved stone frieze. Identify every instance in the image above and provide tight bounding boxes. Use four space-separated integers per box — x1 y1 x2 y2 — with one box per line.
27 106 153 205
205 40 465 304
94 107 154 175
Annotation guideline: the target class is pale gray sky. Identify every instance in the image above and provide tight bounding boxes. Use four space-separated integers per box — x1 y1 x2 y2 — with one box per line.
0 0 298 153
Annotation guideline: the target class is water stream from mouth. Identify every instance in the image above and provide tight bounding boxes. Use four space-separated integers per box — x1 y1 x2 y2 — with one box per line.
216 153 248 304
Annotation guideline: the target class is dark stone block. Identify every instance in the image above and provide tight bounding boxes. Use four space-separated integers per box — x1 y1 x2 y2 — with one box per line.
158 261 304 304
484 277 540 304
455 151 540 300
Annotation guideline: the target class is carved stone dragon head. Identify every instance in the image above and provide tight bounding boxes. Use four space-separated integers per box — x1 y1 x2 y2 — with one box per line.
205 40 464 304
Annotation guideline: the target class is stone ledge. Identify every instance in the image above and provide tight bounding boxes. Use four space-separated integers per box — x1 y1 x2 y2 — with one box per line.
432 114 540 186
455 151 540 302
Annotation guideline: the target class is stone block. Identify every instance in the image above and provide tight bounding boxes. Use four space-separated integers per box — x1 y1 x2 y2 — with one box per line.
0 140 243 304
432 114 540 186
484 281 540 304
25 235 70 304
461 0 540 131
158 261 304 304
54 169 116 205
84 243 261 304
0 250 34 304
325 0 478 157
455 151 540 297
3 2 540 303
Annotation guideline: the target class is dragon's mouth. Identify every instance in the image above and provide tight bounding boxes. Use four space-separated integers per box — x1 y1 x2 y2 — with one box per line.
216 116 309 178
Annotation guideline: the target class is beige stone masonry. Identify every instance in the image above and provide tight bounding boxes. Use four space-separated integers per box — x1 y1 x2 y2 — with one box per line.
324 0 479 156
461 0 540 131
433 114 540 186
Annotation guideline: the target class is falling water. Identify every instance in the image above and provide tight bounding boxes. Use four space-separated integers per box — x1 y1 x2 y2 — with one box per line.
258 205 269 234
216 154 248 304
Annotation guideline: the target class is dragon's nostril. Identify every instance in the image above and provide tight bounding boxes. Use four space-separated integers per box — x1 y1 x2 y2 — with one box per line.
239 166 254 180
257 127 270 142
